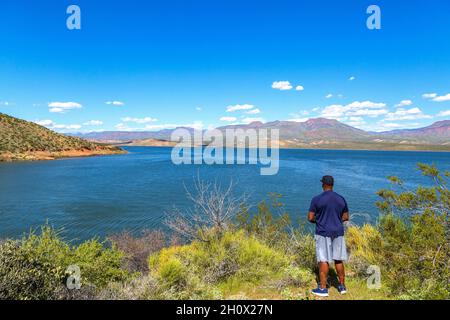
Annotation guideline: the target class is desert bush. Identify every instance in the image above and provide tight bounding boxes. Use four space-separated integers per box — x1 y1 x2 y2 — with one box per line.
288 227 317 271
346 164 449 299
0 239 64 300
69 239 129 289
346 224 383 276
109 230 176 273
235 193 291 248
0 226 129 300
273 265 315 290
165 177 247 242
148 230 299 298
97 275 161 300
236 194 316 271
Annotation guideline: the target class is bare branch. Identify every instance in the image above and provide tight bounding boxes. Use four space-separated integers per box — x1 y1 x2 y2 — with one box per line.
165 176 248 242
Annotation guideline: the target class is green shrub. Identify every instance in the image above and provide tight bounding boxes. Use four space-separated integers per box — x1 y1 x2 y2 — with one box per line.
0 240 64 300
280 265 315 288
149 230 298 298
158 257 188 289
346 224 383 276
0 226 129 300
70 240 129 289
235 193 291 248
371 163 450 299
235 194 316 271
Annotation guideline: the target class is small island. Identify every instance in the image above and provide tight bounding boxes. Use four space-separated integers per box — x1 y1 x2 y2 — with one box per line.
0 113 126 162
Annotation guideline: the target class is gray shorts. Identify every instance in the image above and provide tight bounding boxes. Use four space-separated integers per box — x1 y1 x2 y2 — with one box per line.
315 235 348 263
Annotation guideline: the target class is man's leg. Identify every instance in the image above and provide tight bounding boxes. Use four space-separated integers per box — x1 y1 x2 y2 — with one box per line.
318 262 329 289
334 260 345 285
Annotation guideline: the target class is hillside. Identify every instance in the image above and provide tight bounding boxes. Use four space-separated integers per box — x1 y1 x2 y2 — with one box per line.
0 113 125 161
78 118 450 151
217 118 371 142
377 120 450 144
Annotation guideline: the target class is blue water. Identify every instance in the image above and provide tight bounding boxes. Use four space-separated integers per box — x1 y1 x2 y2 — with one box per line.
0 147 449 241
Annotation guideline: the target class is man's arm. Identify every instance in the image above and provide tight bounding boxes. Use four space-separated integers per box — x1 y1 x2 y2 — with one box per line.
308 211 316 224
308 198 317 224
342 198 349 222
342 211 349 222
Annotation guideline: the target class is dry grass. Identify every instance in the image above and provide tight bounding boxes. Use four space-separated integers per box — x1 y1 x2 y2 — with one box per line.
109 230 179 273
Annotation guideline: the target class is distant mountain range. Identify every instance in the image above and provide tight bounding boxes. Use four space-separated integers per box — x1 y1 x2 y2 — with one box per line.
71 118 450 151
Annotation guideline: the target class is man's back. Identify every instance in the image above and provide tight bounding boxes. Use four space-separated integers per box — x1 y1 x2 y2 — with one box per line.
309 191 348 237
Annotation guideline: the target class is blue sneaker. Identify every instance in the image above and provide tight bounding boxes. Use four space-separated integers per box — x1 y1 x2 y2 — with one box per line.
311 286 329 297
337 284 347 294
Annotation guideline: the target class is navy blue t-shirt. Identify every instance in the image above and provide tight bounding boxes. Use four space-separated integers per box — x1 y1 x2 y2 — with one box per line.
309 191 348 237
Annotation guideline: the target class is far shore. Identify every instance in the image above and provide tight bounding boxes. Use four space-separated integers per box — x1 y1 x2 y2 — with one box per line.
0 148 127 162
116 140 450 153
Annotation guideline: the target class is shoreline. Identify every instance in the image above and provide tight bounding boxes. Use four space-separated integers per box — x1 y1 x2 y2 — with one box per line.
117 143 450 153
0 148 127 162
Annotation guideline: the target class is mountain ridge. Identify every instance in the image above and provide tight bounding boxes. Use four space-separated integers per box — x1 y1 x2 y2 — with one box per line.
72 118 450 148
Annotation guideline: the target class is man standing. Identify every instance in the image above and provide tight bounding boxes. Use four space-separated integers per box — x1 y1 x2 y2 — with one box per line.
308 175 349 297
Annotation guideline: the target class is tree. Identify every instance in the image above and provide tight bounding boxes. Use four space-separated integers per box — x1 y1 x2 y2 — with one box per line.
165 176 247 242
375 163 449 299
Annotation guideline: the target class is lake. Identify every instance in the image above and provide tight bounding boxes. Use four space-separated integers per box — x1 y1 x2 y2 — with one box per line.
0 147 449 241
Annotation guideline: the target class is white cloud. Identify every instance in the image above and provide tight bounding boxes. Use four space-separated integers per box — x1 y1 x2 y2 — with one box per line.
422 93 437 99
106 101 125 106
432 93 450 102
49 108 65 113
121 116 158 124
114 123 128 131
48 102 82 113
241 117 265 124
437 110 450 117
35 119 82 131
195 107 202 111
346 101 386 109
295 85 304 91
35 119 54 126
364 121 422 132
395 100 413 107
245 108 261 115
83 120 103 126
321 100 387 119
115 121 204 132
288 118 310 123
226 104 255 112
290 110 310 119
220 116 237 122
384 107 432 121
148 121 204 130
349 76 356 81
342 116 366 128
59 124 82 130
347 109 388 117
272 81 293 91
0 101 10 106
422 93 450 102
325 94 333 99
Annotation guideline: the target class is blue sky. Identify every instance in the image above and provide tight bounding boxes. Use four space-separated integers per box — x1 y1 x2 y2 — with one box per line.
0 0 449 132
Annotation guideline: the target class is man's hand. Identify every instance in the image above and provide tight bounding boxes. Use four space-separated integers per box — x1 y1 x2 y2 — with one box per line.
308 211 316 224
342 212 349 222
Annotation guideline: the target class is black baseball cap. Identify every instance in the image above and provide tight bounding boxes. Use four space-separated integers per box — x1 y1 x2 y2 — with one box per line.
321 175 334 186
